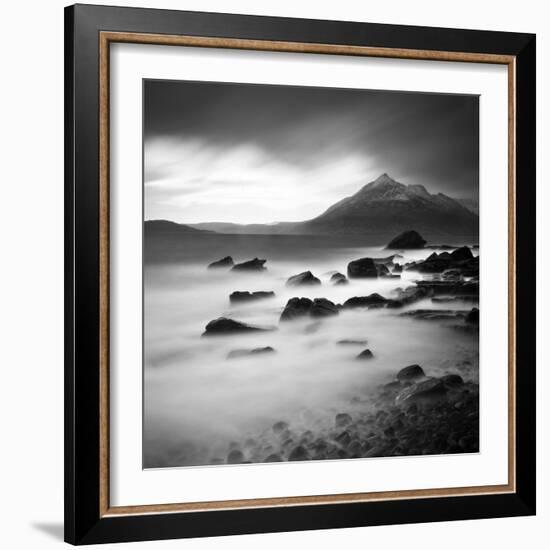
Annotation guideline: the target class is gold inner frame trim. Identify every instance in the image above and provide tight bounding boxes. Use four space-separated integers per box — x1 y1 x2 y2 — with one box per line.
98 31 517 517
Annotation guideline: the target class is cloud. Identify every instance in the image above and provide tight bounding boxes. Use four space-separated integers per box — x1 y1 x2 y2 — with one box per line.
144 137 375 223
144 80 479 223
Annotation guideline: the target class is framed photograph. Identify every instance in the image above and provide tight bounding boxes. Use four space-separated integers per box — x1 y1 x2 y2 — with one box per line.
64 4 536 545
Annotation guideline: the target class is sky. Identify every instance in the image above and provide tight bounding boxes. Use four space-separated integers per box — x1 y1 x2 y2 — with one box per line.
144 79 479 224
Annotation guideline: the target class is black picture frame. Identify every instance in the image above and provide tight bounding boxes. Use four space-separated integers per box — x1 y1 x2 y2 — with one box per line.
65 3 536 545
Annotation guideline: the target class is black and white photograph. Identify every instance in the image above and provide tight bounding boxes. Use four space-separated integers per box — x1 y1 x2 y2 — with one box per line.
143 79 480 469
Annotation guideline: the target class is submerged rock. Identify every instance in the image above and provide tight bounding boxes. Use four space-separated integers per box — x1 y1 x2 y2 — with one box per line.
347 257 378 278
336 339 368 346
231 258 266 271
450 246 474 261
208 256 234 269
272 421 289 434
202 317 274 336
440 374 464 387
386 230 426 249
280 297 313 321
229 290 275 303
399 309 468 322
280 297 338 321
396 378 447 403
343 293 388 309
264 453 282 462
288 445 310 461
286 270 321 286
386 286 431 308
335 413 353 427
310 298 339 318
396 364 426 381
415 280 478 297
227 346 275 359
356 349 374 360
227 449 244 464
330 272 348 285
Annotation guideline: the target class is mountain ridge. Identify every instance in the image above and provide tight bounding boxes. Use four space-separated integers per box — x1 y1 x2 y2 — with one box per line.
148 174 478 240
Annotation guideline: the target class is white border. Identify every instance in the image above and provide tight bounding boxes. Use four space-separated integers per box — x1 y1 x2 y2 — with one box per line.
110 43 509 507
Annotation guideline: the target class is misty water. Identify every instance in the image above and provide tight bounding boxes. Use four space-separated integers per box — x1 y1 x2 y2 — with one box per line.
143 234 478 468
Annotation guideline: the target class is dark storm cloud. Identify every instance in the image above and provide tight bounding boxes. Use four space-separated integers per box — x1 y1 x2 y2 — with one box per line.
144 79 479 199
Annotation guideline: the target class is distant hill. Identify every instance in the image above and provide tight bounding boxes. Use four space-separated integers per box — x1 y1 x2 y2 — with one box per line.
144 220 214 235
189 174 478 240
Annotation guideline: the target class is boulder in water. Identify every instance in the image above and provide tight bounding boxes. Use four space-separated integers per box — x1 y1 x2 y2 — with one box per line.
386 230 426 249
288 445 310 461
343 293 388 309
227 346 275 359
396 364 426 381
347 257 378 278
336 339 367 346
310 298 339 318
229 290 275 303
208 256 234 269
356 349 374 360
202 317 273 336
231 258 266 271
286 271 321 286
280 297 313 321
450 246 474 261
396 377 447 404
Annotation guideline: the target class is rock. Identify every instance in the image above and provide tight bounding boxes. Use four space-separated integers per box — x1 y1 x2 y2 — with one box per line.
264 453 282 462
441 374 464 387
227 346 275 359
343 293 388 309
387 285 431 308
288 445 310 461
386 230 426 249
335 413 353 427
415 280 478 297
330 272 348 285
376 263 390 276
229 291 275 303
336 339 367 346
372 254 401 265
227 449 244 464
335 431 351 447
399 309 468 321
280 297 313 321
393 263 403 273
280 297 338 320
396 378 447 404
202 317 274 336
441 269 464 281
231 258 266 271
272 421 289 434
310 298 339 318
356 349 374 360
396 364 426 382
347 257 378 278
286 271 321 286
465 307 479 324
208 256 234 269
450 246 474 261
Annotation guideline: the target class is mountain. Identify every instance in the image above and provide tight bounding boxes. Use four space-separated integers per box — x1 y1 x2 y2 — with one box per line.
456 198 479 215
190 174 478 240
144 220 214 235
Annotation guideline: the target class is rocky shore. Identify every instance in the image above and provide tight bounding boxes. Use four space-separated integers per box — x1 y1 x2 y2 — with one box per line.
211 363 479 464
197 231 480 465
